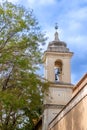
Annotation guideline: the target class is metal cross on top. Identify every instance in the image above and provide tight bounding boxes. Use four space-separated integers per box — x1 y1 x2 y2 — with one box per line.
55 23 58 31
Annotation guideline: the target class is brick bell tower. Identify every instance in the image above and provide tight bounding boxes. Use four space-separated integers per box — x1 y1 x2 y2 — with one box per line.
42 24 74 130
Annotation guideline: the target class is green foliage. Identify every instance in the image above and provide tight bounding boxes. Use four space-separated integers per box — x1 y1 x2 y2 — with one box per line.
0 1 48 130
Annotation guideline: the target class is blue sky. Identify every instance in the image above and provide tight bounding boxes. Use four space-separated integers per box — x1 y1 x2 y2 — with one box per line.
2 0 87 84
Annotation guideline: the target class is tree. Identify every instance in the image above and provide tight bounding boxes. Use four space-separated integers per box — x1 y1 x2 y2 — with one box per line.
0 1 48 130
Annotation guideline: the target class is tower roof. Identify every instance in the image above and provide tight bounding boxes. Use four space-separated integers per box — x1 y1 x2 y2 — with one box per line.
47 25 70 53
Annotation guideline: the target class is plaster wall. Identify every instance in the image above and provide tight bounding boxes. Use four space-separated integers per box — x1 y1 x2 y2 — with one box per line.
43 85 73 130
43 52 72 83
44 87 72 105
48 84 87 130
43 108 61 130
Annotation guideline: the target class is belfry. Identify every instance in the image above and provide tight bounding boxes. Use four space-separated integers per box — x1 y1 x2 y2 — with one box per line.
42 25 74 130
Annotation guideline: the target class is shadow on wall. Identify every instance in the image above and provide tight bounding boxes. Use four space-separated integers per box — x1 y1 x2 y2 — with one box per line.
62 96 87 130
72 96 87 130
51 96 87 130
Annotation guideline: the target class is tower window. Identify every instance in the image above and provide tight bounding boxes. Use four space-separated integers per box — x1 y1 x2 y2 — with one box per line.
54 68 60 81
54 60 62 82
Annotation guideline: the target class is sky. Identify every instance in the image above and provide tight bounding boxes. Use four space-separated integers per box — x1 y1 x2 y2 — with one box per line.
1 0 87 84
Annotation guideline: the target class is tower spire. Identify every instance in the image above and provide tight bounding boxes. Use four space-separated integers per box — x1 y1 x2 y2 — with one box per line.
54 23 59 41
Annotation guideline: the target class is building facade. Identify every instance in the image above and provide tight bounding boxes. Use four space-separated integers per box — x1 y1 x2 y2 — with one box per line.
48 73 87 130
34 27 87 130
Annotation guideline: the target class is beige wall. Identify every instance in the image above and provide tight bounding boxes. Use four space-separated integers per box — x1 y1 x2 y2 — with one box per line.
43 84 73 130
73 96 87 130
43 52 73 83
48 84 87 130
44 86 73 105
49 96 87 130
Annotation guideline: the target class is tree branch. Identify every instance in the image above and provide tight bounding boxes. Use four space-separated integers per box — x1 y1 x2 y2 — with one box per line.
2 65 14 90
0 32 16 51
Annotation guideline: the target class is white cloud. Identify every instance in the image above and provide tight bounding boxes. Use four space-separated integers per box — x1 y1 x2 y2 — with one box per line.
68 35 87 45
6 0 19 3
27 0 56 7
67 35 87 55
68 7 87 21
68 21 82 31
38 0 55 5
0 0 20 4
61 7 87 33
57 4 87 54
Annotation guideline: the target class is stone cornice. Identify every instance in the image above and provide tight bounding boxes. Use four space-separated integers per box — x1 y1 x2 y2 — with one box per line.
49 82 74 89
73 73 87 91
43 104 65 109
43 51 73 62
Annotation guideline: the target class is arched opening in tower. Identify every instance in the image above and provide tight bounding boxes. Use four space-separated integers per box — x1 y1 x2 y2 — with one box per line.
54 60 62 82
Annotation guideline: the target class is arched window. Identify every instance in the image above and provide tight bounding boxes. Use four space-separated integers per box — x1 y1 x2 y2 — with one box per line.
54 60 62 82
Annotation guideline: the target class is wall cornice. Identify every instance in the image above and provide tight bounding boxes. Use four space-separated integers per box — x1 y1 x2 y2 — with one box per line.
43 51 73 62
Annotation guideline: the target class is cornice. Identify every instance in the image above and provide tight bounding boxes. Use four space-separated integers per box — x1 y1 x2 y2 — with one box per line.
73 73 87 91
43 51 73 61
49 82 74 89
43 104 65 109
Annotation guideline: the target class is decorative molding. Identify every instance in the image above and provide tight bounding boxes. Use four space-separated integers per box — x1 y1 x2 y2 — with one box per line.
44 104 65 109
73 73 87 91
42 51 73 62
49 83 74 89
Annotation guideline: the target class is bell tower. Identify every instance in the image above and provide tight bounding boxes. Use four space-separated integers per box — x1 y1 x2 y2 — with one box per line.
43 24 72 83
42 25 74 130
